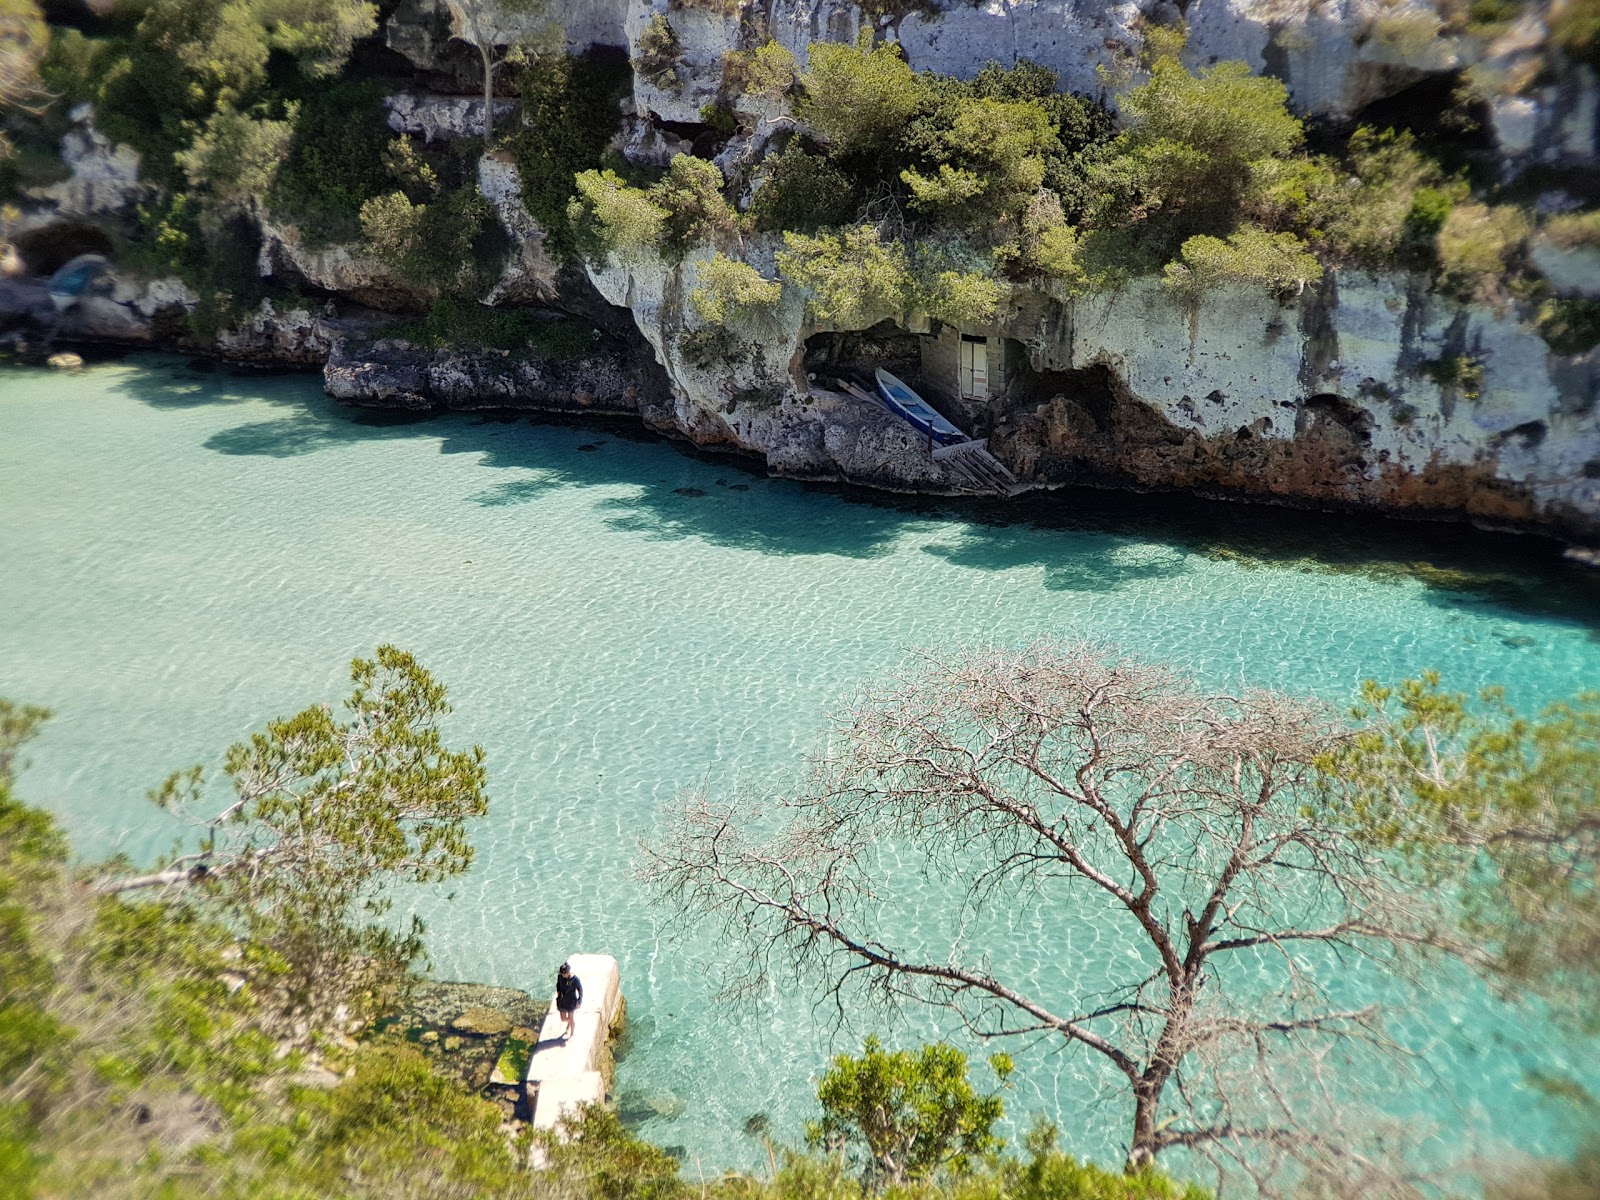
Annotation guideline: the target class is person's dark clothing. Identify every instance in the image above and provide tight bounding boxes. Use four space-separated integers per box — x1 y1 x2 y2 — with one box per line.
555 973 582 1014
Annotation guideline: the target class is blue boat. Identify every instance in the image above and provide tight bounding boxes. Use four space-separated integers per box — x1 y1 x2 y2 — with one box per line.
874 368 966 447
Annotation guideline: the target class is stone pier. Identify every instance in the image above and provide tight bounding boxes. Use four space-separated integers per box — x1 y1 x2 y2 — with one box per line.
522 953 622 1133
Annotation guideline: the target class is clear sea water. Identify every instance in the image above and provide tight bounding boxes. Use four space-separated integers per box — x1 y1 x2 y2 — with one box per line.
4 358 1600 1181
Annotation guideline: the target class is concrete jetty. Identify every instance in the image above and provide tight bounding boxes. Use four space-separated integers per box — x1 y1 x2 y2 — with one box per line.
523 953 622 1133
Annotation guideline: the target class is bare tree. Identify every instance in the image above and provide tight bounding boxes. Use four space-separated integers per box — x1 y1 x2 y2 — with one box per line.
640 642 1444 1189
443 0 560 147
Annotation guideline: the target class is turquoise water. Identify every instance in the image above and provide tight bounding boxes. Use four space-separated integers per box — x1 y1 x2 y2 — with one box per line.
4 358 1600 1178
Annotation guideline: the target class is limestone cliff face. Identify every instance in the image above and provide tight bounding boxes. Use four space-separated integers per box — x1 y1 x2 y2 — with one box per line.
577 245 1600 537
582 244 954 490
996 275 1600 535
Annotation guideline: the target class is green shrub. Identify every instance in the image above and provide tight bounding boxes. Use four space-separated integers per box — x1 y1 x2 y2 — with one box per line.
1467 0 1524 33
1316 127 1460 268
806 1038 1011 1188
901 97 1053 227
776 223 913 325
509 50 633 259
177 107 294 207
651 154 737 258
1437 201 1530 301
1422 353 1485 398
360 183 492 297
1089 43 1304 258
1536 297 1600 354
569 168 668 261
798 36 924 160
721 39 799 113
1553 0 1600 68
1162 228 1322 305
634 13 681 90
1544 210 1600 251
690 253 783 325
268 78 392 241
749 144 858 233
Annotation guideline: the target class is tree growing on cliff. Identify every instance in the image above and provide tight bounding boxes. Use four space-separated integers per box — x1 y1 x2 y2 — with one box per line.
104 645 489 1021
0 0 49 157
444 0 561 147
1326 673 1600 1020
640 641 1440 1191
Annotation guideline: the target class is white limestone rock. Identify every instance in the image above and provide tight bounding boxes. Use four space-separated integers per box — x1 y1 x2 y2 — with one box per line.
1185 0 1472 118
385 92 516 142
476 154 560 304
1529 233 1600 297
898 0 1140 98
32 106 145 217
257 220 433 312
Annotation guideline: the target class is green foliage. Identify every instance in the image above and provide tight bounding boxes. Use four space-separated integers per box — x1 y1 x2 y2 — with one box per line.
571 155 735 262
1162 228 1322 305
361 182 493 297
749 144 857 234
1436 201 1530 301
0 698 50 790
388 297 596 356
798 36 924 160
912 245 1005 324
177 104 295 206
652 154 737 257
1315 128 1461 269
143 646 490 1020
806 1038 1011 1188
1544 209 1600 251
537 1103 684 1200
509 50 633 259
1553 0 1600 68
635 13 682 90
1536 297 1600 355
1324 674 1600 1016
1421 353 1486 398
720 39 799 109
253 0 378 78
691 253 783 325
570 168 668 260
776 224 913 325
268 78 392 241
0 0 49 154
231 1040 528 1194
1090 45 1304 259
902 97 1052 227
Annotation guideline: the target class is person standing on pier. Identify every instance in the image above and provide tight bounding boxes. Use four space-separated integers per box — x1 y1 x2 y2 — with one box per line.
554 962 583 1041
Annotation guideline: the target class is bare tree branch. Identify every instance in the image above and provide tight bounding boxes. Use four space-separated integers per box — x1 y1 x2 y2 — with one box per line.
638 641 1448 1189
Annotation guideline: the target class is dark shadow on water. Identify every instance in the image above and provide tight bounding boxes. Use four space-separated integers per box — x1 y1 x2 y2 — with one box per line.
111 359 1600 626
922 524 1191 593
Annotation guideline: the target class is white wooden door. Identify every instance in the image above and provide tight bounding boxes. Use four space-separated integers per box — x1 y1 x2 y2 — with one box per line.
959 336 989 399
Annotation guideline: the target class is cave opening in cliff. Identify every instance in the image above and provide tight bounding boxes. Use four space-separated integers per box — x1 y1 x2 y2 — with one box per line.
1008 361 1123 432
11 222 116 277
802 321 925 392
1340 71 1495 176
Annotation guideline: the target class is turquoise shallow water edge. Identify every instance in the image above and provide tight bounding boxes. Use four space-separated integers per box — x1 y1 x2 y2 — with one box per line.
4 358 1600 1178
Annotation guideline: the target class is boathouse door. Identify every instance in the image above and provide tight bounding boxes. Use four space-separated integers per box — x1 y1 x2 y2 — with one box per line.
959 334 989 399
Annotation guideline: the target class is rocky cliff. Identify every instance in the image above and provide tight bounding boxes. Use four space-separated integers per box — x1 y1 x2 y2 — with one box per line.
3 0 1597 545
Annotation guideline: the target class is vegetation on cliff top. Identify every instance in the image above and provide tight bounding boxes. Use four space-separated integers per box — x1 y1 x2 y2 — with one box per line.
1 1 1595 354
569 22 1570 341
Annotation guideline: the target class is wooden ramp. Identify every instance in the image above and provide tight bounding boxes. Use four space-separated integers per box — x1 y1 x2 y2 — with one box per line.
836 380 1019 496
933 437 1019 493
